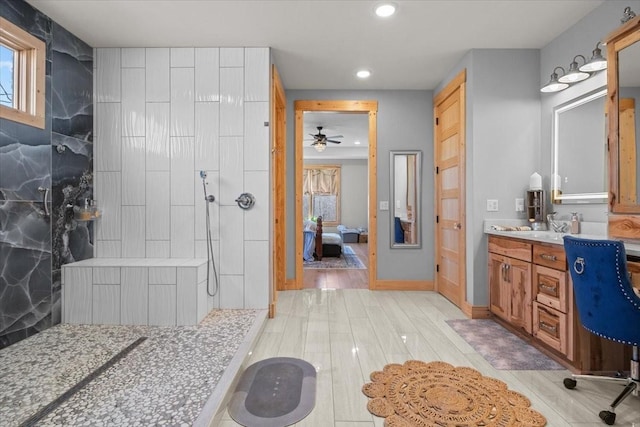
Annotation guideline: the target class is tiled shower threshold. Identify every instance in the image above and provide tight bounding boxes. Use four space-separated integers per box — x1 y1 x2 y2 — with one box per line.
0 309 268 426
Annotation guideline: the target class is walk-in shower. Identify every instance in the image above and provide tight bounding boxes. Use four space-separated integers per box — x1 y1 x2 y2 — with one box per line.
200 171 219 297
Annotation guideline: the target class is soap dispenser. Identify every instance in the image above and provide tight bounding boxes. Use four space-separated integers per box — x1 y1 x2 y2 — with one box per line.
570 212 580 234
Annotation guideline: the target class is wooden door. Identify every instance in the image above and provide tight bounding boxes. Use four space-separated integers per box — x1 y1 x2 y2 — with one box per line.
488 254 508 321
507 258 532 334
271 65 286 316
434 70 466 308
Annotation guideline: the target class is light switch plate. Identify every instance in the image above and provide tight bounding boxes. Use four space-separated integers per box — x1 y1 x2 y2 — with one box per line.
486 199 499 212
515 198 524 212
380 201 389 211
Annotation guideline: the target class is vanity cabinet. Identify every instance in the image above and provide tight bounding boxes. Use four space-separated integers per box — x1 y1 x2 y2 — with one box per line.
488 237 533 334
488 234 630 372
531 244 573 361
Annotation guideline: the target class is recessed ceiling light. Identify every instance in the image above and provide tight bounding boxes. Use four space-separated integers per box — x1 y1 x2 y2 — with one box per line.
375 3 396 17
356 70 371 79
354 141 361 145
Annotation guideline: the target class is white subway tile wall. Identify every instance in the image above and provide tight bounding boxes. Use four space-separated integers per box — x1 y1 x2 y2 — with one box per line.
93 47 270 310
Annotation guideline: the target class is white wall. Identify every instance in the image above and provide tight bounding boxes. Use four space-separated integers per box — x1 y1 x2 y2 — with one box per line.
93 47 271 309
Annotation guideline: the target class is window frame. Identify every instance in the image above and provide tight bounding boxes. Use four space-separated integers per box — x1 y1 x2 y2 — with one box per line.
0 17 46 129
303 164 341 226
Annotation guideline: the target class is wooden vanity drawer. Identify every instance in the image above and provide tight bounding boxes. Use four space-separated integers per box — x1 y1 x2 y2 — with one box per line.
533 243 566 270
488 236 532 262
533 302 567 355
533 265 568 313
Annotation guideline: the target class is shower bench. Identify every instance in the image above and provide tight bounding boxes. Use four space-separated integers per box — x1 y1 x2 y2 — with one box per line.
61 258 210 326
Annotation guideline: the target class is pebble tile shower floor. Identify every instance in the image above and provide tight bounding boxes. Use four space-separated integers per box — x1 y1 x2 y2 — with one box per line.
0 309 261 426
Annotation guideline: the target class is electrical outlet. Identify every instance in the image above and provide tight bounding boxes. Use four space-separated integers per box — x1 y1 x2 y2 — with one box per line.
380 201 389 211
486 199 499 212
515 198 524 212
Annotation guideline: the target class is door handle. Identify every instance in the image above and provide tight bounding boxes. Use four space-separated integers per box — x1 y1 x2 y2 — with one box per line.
453 222 462 230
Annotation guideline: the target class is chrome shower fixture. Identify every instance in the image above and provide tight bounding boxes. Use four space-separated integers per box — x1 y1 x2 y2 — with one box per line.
199 171 215 203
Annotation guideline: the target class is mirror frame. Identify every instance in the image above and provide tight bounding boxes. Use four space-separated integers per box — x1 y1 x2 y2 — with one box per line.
390 150 422 249
607 15 640 214
551 87 608 204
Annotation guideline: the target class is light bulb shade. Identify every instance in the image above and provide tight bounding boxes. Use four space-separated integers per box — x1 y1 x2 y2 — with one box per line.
541 67 569 93
314 142 326 152
558 55 590 83
579 43 607 72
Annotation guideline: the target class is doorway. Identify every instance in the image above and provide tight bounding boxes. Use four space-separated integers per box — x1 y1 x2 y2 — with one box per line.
434 70 467 309
294 100 378 290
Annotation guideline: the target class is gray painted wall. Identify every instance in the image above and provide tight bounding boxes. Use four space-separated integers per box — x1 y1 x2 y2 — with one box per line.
286 90 433 281
434 49 541 306
304 159 368 233
540 0 640 223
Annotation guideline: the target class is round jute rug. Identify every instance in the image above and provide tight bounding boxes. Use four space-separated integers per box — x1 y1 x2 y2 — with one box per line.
362 360 547 426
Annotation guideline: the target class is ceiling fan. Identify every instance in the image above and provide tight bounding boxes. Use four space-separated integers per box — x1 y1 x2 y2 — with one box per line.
308 126 343 152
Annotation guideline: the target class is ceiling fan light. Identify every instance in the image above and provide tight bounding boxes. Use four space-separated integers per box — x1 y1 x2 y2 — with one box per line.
314 142 327 153
356 69 371 79
375 3 396 17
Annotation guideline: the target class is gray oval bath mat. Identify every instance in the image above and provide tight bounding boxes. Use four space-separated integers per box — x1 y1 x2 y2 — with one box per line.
228 357 316 427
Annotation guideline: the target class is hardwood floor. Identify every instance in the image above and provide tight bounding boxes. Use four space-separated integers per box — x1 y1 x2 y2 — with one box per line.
303 243 369 290
218 289 640 426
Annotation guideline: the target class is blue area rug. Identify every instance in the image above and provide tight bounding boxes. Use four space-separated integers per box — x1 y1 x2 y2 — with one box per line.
446 319 565 370
303 245 366 269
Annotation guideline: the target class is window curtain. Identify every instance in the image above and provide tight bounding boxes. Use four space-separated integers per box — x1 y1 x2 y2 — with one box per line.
303 168 339 195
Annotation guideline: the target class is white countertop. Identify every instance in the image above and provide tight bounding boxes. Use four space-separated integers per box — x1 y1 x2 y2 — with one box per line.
484 222 640 257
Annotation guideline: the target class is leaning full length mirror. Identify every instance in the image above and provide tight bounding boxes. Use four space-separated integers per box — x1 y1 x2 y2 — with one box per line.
390 151 421 248
552 88 608 204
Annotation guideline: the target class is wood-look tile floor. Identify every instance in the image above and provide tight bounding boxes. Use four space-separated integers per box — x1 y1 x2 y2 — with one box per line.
218 289 640 426
303 243 369 290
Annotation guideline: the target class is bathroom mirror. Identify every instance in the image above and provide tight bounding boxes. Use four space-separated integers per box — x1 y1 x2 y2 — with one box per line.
390 150 421 248
552 87 608 204
613 33 640 207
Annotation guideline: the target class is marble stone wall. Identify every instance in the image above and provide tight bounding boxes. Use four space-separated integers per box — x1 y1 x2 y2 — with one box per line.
0 0 93 349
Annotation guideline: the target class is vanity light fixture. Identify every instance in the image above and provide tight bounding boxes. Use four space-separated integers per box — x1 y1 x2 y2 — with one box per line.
558 55 591 83
314 141 327 152
356 69 371 79
579 42 607 72
375 3 396 17
540 66 569 93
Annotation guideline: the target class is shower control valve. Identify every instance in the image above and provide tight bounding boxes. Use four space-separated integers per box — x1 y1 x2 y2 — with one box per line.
235 193 256 210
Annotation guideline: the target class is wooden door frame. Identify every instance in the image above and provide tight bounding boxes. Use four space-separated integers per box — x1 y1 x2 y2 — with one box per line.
294 100 378 289
433 70 468 312
271 64 286 316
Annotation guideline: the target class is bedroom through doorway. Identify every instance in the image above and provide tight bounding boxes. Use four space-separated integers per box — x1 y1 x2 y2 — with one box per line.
295 101 378 290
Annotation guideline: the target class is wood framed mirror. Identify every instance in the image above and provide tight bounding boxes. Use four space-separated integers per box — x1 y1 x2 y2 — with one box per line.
607 15 640 215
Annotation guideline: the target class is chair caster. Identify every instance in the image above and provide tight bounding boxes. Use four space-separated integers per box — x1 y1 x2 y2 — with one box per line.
599 410 616 425
563 378 577 389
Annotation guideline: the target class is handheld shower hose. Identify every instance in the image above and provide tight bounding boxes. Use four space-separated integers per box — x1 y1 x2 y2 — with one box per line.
200 171 219 297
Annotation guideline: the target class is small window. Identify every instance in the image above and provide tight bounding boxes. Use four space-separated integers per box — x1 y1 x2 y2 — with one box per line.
303 165 341 226
0 17 45 129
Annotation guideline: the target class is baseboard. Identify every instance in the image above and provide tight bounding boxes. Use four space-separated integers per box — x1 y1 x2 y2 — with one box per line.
460 301 491 319
282 279 297 290
372 280 434 291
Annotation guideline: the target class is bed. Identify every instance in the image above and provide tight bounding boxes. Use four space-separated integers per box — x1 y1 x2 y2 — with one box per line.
303 216 343 261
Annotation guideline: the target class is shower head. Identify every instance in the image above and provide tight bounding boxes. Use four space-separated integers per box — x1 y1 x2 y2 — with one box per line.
200 171 207 180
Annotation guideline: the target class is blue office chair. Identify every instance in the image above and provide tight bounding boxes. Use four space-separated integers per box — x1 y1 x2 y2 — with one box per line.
563 236 640 425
